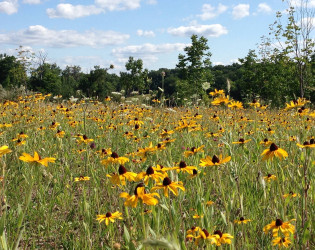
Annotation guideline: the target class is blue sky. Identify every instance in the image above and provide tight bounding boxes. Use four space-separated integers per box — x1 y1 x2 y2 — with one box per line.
0 0 307 73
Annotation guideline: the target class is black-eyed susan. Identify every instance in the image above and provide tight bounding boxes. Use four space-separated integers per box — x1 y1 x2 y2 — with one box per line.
209 89 225 97
0 145 12 157
177 161 198 174
263 173 277 182
211 95 230 106
56 129 65 138
96 211 122 226
107 165 137 186
74 176 90 182
261 143 288 161
199 154 231 167
151 177 185 197
19 151 56 167
210 230 234 246
135 142 157 158
228 101 243 109
183 145 204 157
234 217 252 224
188 228 215 246
283 191 300 199
296 139 315 148
232 138 251 144
101 152 129 166
77 135 94 144
136 166 166 185
160 128 174 138
272 237 292 248
260 138 273 146
120 183 160 208
263 219 295 237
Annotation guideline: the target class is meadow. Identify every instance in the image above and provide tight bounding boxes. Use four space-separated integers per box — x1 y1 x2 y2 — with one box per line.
0 91 314 249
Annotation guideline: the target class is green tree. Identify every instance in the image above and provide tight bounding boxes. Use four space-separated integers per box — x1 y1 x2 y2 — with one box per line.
119 57 148 95
176 34 213 97
267 0 314 98
0 54 26 88
29 63 62 94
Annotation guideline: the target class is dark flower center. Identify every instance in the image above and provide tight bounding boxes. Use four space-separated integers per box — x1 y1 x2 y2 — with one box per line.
135 124 139 130
213 230 223 238
146 166 154 175
213 114 217 118
264 138 268 142
202 229 210 237
310 138 314 144
268 128 272 131
118 165 127 175
83 135 88 140
212 155 220 164
270 143 278 152
105 212 112 217
191 147 196 152
111 152 119 158
240 217 244 221
276 219 283 227
192 169 198 175
280 237 286 243
179 161 187 168
163 177 172 186
303 141 310 146
157 143 162 148
102 149 107 154
239 138 245 143
267 173 272 178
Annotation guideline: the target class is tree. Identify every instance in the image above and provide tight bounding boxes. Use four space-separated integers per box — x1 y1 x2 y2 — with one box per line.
0 54 26 88
29 63 62 94
267 0 314 98
176 34 213 97
119 57 148 95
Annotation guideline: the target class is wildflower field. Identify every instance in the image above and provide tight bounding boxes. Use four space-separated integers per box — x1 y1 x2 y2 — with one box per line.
0 92 314 249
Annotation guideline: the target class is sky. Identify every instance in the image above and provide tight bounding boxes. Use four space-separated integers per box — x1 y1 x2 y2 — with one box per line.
0 0 312 73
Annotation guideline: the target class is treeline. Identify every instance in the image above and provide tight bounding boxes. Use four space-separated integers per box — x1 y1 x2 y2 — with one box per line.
0 48 314 107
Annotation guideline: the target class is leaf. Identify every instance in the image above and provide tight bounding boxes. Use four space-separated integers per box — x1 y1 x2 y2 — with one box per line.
123 225 130 244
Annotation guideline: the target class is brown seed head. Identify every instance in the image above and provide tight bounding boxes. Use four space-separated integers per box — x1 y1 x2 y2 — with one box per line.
146 166 154 175
269 143 278 152
163 177 172 186
118 165 127 175
212 155 220 164
179 161 187 168
213 230 223 238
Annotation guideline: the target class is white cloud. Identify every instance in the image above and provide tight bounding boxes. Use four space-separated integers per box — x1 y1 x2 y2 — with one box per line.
232 4 250 19
47 4 104 19
167 24 228 37
112 43 188 57
137 29 155 37
257 3 272 14
23 0 41 4
0 25 130 47
0 0 18 14
95 0 141 11
198 3 228 20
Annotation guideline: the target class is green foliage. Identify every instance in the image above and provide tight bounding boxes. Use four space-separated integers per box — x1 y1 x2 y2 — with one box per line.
177 35 213 97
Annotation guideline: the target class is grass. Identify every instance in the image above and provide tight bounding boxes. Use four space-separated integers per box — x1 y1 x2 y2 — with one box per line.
0 93 314 249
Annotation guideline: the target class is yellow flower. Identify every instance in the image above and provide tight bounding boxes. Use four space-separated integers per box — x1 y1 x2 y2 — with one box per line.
272 237 292 248
199 154 231 167
76 135 94 144
151 177 185 197
19 151 56 167
96 211 122 226
263 219 295 237
209 89 225 97
56 130 65 138
234 217 252 224
228 101 243 109
283 191 300 199
120 183 159 208
206 200 214 206
211 95 230 106
232 138 251 144
165 161 197 175
210 230 234 246
106 165 137 186
193 214 204 219
0 145 12 157
296 139 315 148
74 176 90 182
101 152 129 166
136 166 166 185
183 145 204 157
263 174 277 182
261 143 288 161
